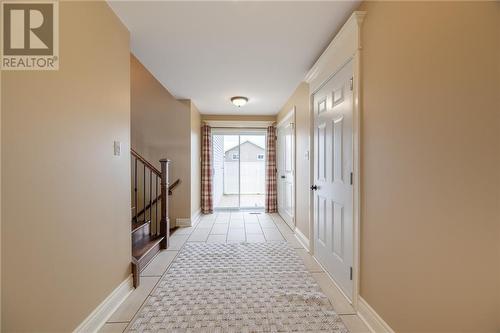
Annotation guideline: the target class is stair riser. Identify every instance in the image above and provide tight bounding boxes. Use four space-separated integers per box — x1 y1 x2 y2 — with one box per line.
132 222 151 244
136 242 161 273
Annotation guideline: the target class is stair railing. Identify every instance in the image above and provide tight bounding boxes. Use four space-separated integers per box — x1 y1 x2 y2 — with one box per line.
131 149 170 249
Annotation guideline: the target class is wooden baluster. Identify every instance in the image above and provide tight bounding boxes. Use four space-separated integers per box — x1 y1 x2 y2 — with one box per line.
149 169 152 225
134 157 138 222
155 175 158 234
143 163 146 224
159 159 170 249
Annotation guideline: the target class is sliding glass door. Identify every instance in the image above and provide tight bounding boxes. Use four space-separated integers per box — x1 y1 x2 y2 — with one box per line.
212 130 266 210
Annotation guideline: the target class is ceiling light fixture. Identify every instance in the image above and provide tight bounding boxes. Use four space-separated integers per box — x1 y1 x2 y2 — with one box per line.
231 96 248 107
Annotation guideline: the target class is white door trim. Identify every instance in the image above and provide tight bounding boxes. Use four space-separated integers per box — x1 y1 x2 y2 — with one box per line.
305 11 366 310
276 107 296 228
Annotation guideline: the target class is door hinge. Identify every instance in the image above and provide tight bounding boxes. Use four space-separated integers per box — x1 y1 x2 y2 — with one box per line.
350 267 353 280
350 77 353 91
350 172 353 185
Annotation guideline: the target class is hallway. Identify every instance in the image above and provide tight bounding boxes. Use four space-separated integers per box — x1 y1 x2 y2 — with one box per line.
100 212 370 332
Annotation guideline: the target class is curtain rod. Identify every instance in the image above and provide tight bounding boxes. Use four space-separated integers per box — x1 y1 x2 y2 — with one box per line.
210 127 270 130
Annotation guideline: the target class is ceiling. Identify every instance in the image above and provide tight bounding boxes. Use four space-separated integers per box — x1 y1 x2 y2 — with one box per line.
108 1 360 115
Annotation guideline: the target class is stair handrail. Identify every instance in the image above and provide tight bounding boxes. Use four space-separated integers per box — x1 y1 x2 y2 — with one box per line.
131 148 161 177
168 179 181 195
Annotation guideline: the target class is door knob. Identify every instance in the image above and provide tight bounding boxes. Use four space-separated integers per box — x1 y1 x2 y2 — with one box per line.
310 185 318 191
281 175 286 179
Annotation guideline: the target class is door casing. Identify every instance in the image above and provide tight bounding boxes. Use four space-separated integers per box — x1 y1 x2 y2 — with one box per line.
305 11 365 309
277 107 296 229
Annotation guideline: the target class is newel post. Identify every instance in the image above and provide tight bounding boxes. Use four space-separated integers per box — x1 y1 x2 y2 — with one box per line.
160 158 170 249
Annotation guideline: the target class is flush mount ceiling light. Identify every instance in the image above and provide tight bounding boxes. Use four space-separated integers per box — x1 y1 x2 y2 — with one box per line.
230 96 248 107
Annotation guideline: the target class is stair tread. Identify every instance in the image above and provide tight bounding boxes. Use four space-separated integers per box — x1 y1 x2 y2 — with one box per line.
132 234 164 261
131 219 150 233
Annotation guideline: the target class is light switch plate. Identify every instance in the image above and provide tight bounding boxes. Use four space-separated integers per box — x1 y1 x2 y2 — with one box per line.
114 141 121 156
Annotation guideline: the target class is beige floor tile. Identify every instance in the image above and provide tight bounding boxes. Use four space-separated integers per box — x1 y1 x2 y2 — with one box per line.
107 276 160 322
262 228 285 241
197 220 215 228
258 214 273 221
340 315 370 332
98 322 128 333
311 272 356 314
276 222 294 235
229 220 245 228
141 250 177 277
245 224 263 233
172 226 195 235
227 229 246 241
188 228 210 242
295 249 323 272
246 234 266 243
207 234 227 243
283 233 304 249
244 218 259 224
168 235 189 250
210 223 229 234
259 219 278 229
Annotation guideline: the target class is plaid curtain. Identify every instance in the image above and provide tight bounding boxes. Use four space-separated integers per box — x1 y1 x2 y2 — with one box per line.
265 126 277 213
201 124 213 214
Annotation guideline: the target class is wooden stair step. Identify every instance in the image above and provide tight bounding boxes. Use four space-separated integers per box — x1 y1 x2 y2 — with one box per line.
131 219 150 234
132 234 165 262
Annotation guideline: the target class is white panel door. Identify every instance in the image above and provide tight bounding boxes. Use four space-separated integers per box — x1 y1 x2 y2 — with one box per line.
313 60 354 299
277 114 295 228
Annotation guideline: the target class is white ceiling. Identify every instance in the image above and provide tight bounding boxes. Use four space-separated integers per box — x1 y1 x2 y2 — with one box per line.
108 1 360 115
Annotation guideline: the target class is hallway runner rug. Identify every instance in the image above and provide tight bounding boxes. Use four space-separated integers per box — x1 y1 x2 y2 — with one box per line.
128 242 349 332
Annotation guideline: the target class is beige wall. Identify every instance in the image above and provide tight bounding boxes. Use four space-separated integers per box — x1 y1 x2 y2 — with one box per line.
358 1 500 331
276 83 310 238
131 55 192 224
0 60 2 330
190 103 201 216
1 2 131 331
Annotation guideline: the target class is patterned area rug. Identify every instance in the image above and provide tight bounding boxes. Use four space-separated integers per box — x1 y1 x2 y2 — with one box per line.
129 242 348 332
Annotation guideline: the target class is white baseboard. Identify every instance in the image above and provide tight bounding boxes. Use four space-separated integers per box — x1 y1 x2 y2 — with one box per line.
74 275 133 333
192 208 201 225
294 227 310 251
357 297 395 333
176 218 191 227
176 209 201 227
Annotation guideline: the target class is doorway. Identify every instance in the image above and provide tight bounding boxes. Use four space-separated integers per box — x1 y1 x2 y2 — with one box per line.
277 108 295 229
212 130 267 210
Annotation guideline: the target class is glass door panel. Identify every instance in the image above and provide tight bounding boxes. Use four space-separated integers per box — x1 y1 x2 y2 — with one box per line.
213 134 240 209
212 131 266 210
239 134 266 208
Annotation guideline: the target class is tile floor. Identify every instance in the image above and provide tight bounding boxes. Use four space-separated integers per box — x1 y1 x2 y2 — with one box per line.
100 212 370 333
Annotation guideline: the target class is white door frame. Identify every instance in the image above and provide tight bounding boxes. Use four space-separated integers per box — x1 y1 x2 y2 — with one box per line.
276 107 296 228
305 11 365 310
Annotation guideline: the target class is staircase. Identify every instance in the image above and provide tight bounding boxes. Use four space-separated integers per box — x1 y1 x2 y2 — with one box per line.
130 149 180 287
